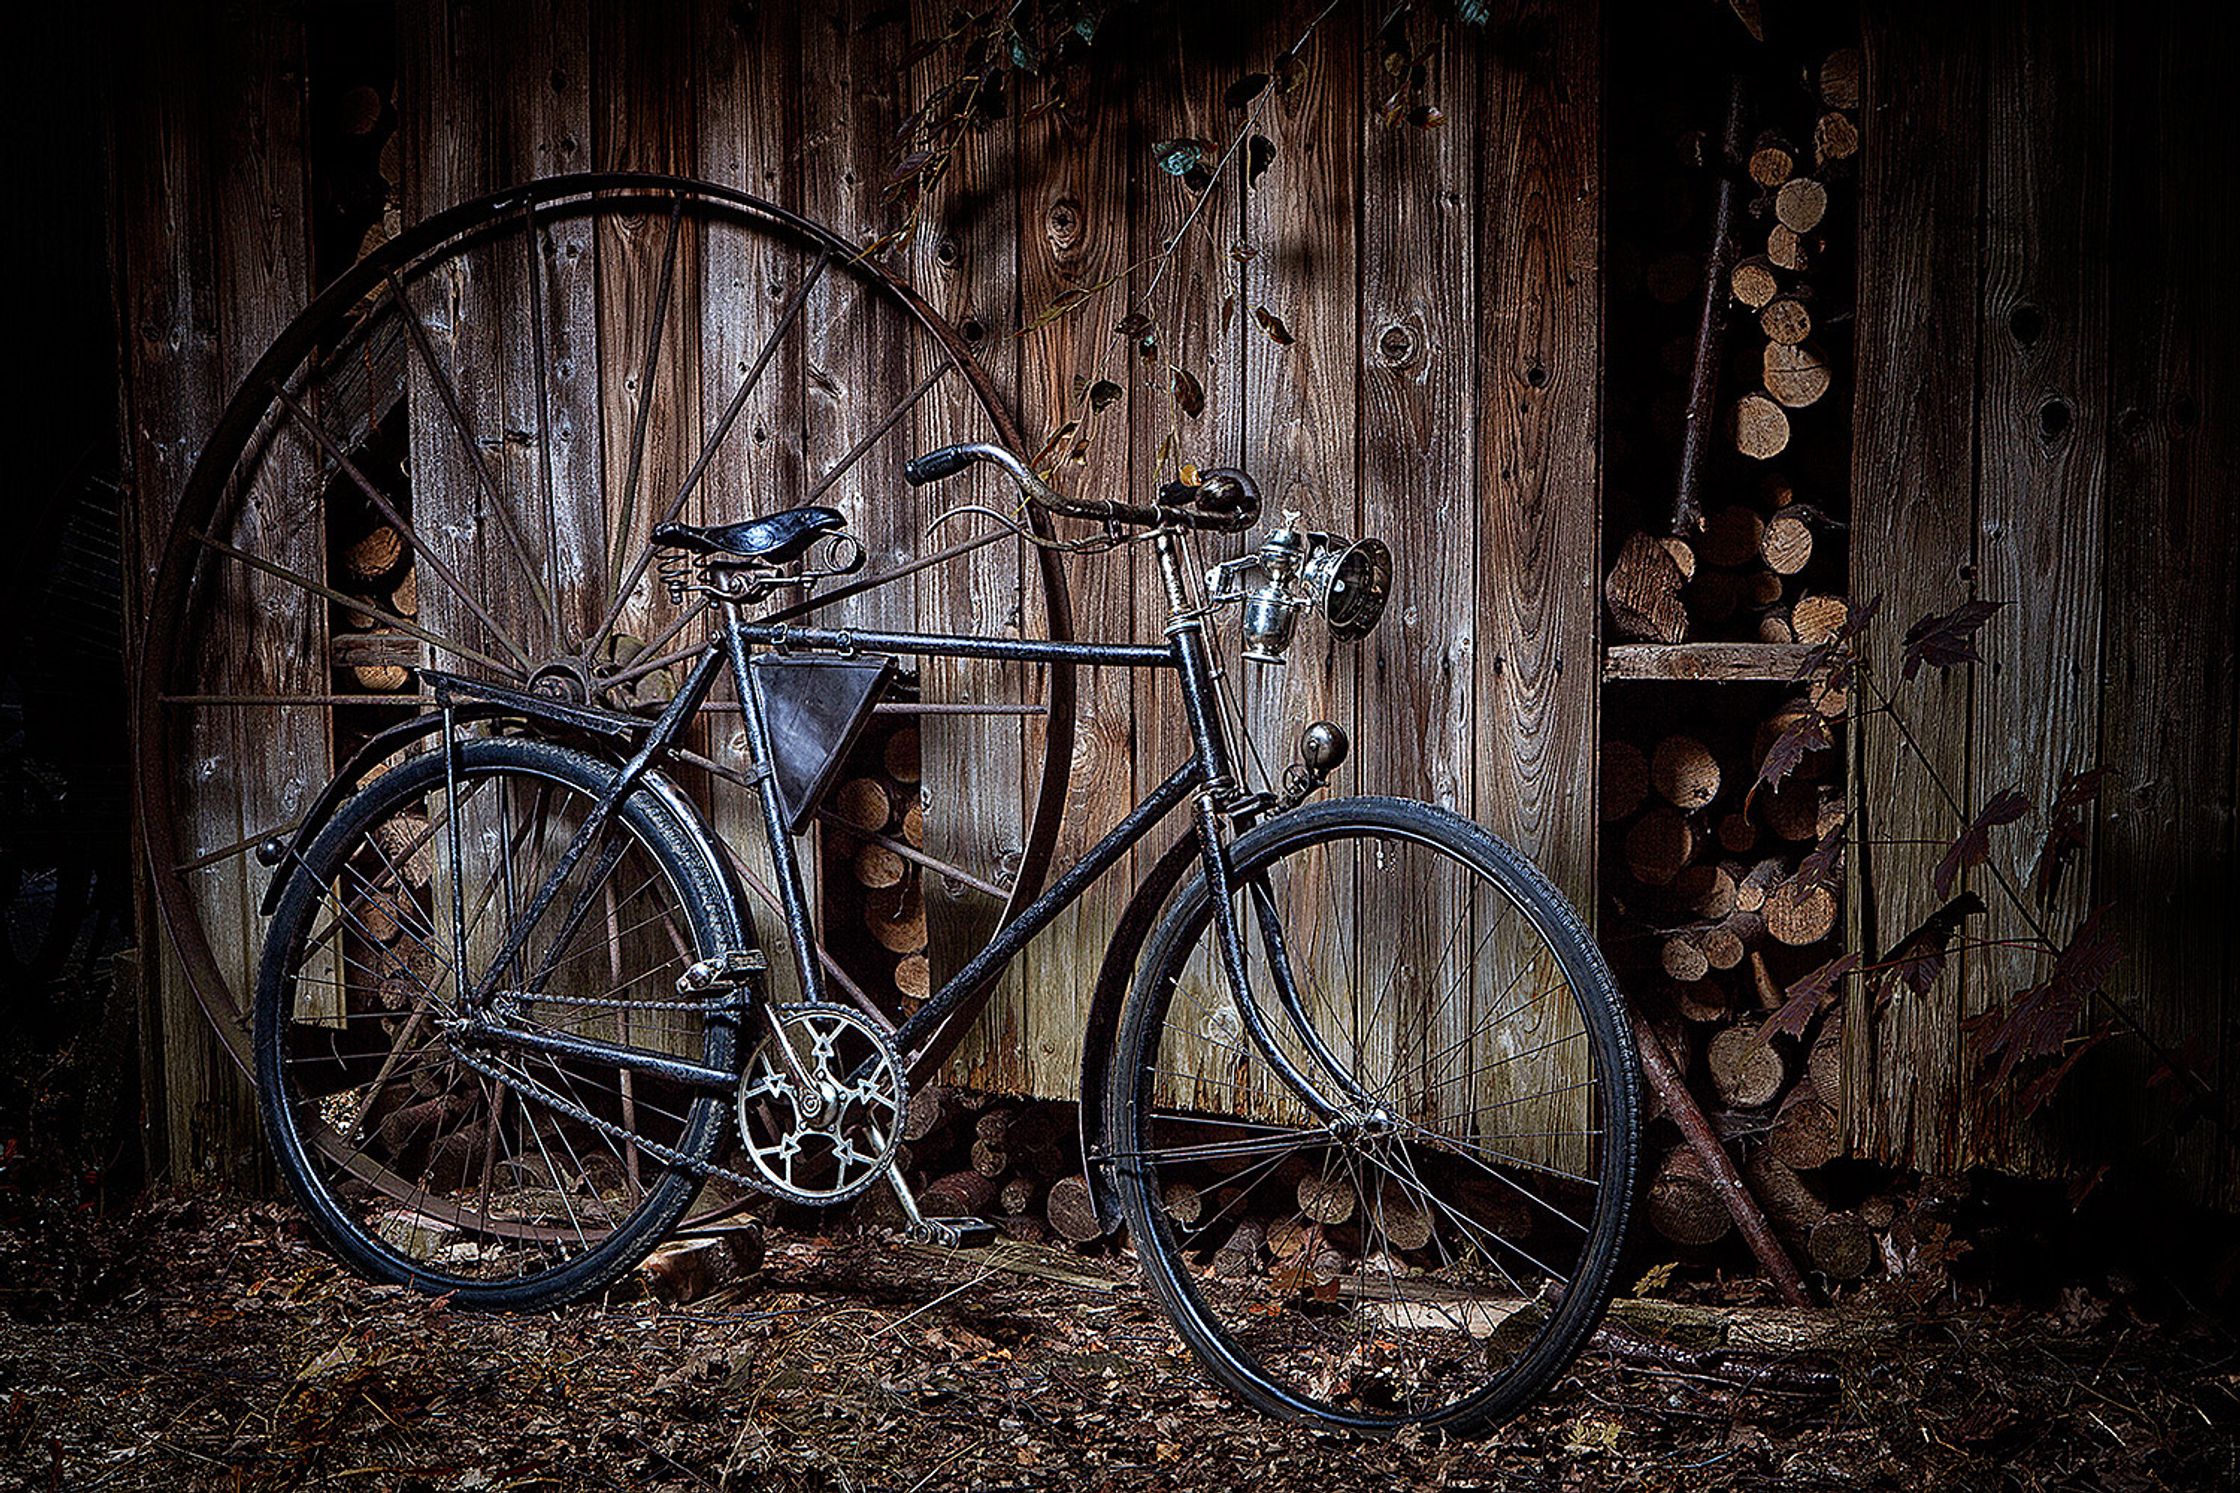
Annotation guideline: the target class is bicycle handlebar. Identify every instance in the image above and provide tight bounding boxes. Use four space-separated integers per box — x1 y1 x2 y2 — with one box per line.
904 441 1261 534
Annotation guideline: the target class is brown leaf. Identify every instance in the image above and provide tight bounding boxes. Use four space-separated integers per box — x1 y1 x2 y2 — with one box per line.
1752 717 1831 800
2031 766 2104 907
1170 366 1205 420
1760 952 1861 1044
1902 599 2006 680
1246 134 1277 190
1871 892 1986 1003
1253 305 1295 346
1085 379 1123 413
1971 905 2123 1090
1934 787 2032 899
1225 72 1270 110
1408 104 1448 129
1273 49 1305 95
2012 1025 2117 1120
1796 819 1846 891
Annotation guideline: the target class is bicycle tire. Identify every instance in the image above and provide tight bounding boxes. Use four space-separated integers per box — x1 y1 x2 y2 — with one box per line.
1107 796 1639 1434
255 735 741 1309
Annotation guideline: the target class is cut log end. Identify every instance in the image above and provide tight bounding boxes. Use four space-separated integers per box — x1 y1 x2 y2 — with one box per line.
1733 394 1791 461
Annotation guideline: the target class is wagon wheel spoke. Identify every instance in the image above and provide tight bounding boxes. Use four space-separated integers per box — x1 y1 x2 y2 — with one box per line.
604 193 686 605
381 272 565 644
268 385 536 675
189 530 515 677
584 237 829 667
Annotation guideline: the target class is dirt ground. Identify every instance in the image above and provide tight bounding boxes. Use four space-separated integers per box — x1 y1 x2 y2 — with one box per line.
2 1194 2233 1493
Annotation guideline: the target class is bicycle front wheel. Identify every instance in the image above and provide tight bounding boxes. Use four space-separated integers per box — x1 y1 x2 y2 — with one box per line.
255 736 741 1308
1108 797 1638 1434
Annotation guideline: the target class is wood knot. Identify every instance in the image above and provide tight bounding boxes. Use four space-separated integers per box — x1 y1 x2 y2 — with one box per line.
1046 196 1084 255
1376 322 1417 368
2008 303 2044 347
2037 396 2071 441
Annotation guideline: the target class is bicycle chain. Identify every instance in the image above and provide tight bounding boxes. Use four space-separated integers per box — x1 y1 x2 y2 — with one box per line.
446 1039 893 1207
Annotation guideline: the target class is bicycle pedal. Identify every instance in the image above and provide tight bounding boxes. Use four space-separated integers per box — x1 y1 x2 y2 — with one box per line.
910 1216 998 1249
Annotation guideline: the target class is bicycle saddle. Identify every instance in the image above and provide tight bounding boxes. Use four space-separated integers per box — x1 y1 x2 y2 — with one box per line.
652 506 846 563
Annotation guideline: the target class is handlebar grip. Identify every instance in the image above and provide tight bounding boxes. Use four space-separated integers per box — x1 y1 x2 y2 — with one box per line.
904 444 977 486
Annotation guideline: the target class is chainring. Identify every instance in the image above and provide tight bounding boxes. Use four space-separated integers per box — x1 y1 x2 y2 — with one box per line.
736 1002 906 1205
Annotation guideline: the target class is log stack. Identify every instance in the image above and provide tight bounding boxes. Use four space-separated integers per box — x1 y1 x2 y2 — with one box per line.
1604 44 1859 646
858 1084 1081 1247
1600 686 1875 1279
819 719 933 1014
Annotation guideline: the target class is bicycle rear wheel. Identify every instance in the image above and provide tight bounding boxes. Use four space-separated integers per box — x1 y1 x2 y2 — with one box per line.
1107 797 1638 1434
255 736 740 1308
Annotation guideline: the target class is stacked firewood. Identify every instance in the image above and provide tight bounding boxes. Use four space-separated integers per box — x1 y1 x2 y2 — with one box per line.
1605 46 1859 646
819 720 933 1011
331 522 422 694
851 1086 1087 1245
1603 688 1879 1280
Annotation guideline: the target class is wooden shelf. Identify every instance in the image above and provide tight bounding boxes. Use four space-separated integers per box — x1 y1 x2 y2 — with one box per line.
1603 642 1817 683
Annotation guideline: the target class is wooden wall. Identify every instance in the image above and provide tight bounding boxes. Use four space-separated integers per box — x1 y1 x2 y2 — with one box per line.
108 0 2235 1207
111 0 1603 1157
1846 0 2239 1206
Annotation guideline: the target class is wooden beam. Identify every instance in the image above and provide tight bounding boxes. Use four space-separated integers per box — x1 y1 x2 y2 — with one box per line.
1604 643 1818 683
2099 0 2240 1208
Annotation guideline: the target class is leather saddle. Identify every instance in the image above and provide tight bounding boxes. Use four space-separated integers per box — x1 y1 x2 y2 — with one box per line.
652 506 846 564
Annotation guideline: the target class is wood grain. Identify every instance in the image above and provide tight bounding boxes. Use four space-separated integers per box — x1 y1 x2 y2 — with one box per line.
1969 0 2111 1174
2098 0 2240 1207
1473 0 1602 1173
1015 48 1135 1099
1357 12 1478 1129
1845 2 1986 1170
1242 0 1361 1115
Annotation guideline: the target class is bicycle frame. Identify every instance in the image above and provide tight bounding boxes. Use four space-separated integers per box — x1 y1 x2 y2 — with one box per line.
447 530 1366 1129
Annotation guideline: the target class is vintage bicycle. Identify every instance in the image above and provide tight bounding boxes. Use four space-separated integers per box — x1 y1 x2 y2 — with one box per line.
251 433 1637 1434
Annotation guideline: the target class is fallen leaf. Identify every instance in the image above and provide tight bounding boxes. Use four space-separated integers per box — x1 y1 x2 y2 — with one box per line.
1253 305 1295 346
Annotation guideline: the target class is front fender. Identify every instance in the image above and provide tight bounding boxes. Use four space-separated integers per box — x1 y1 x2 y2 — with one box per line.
1074 828 1206 1236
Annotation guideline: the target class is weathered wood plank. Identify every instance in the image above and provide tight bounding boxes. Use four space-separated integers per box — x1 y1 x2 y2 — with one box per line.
1844 2 1985 1169
113 0 317 1183
1357 13 1477 1125
1472 0 1601 1175
902 0 1030 1085
1241 0 1361 1118
1969 0 2111 1173
1604 643 1819 682
2099 0 2240 1208
1128 7 1249 817
592 1 701 653
1124 8 1249 1115
1016 47 1136 1100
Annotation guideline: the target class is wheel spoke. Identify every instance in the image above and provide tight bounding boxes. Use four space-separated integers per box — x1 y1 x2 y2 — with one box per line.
604 193 688 601
382 272 565 643
269 384 536 674
588 240 830 662
801 357 951 503
192 531 516 677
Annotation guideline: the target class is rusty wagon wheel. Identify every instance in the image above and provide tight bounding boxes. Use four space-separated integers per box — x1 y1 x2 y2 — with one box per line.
135 174 1076 1147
